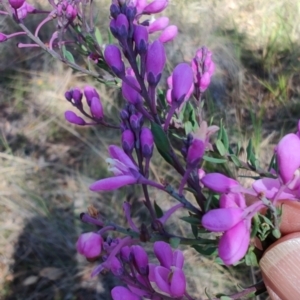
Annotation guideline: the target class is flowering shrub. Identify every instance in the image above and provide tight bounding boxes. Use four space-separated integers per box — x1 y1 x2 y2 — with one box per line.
1 0 300 298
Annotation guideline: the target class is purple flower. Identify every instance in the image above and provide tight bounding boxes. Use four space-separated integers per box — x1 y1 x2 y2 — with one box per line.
218 219 251 265
191 46 215 96
104 45 125 77
76 232 103 259
202 193 264 265
90 145 140 191
276 133 300 184
149 241 186 297
64 111 86 125
146 40 166 86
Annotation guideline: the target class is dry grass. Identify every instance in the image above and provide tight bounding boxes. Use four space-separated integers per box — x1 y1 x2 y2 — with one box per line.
1 0 300 299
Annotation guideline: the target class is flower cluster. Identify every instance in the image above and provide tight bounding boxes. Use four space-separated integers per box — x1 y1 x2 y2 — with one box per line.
3 0 300 299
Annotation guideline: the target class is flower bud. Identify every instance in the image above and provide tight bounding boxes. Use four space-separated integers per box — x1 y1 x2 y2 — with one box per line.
120 246 132 263
140 127 154 158
9 0 25 9
90 97 104 119
171 63 194 103
104 45 125 77
131 245 149 275
201 173 239 193
133 25 148 54
143 0 168 14
159 25 178 43
116 13 129 37
76 232 103 259
148 16 169 33
122 76 142 104
110 257 123 276
130 113 142 130
186 138 205 166
72 87 83 105
122 129 135 153
110 3 120 18
84 85 100 106
65 111 86 125
146 40 166 86
64 89 73 101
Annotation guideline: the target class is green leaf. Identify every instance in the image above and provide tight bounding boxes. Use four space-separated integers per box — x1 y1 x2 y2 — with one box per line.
216 140 226 156
203 155 227 164
272 229 281 239
191 224 198 238
221 126 229 150
229 154 242 167
151 122 173 165
169 237 181 248
180 216 200 225
184 121 193 135
95 27 103 45
192 245 217 256
154 201 163 218
220 296 233 300
62 46 75 63
245 251 258 267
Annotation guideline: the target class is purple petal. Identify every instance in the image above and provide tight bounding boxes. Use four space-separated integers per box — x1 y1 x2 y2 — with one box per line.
148 16 169 33
276 133 300 183
173 250 184 268
154 241 172 268
218 220 250 265
219 192 246 209
109 145 138 170
252 177 296 200
111 286 140 300
170 267 186 297
89 175 137 191
159 25 178 43
143 0 168 14
131 245 149 275
202 208 244 232
154 266 171 295
201 173 239 193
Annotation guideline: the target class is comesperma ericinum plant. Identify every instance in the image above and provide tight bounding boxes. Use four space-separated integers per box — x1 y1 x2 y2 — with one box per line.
2 0 300 298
